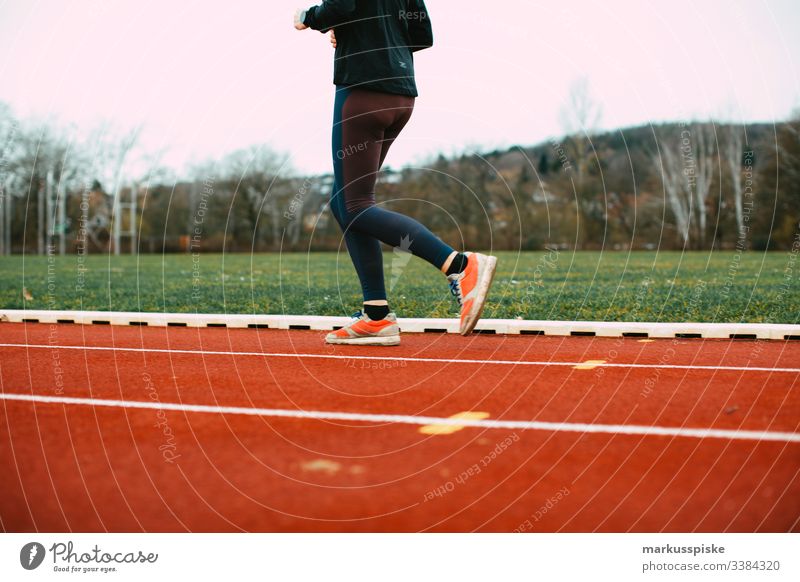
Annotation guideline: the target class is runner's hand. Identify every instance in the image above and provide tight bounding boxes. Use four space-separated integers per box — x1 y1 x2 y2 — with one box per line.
330 30 337 48
294 8 308 30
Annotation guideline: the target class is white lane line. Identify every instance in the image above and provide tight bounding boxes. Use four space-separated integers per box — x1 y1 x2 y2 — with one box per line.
1 393 799 443
0 342 799 374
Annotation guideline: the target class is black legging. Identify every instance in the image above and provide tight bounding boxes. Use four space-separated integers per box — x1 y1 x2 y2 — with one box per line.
330 86 455 301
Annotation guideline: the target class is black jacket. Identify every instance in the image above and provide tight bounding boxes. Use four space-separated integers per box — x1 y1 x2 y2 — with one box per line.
303 0 433 97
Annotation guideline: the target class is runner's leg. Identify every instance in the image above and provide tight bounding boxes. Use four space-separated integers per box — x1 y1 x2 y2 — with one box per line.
330 87 387 301
340 89 456 270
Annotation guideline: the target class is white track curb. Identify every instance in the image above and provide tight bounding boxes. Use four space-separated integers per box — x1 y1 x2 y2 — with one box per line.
1 310 798 340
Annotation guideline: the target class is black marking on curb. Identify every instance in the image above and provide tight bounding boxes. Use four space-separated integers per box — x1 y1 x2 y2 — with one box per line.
207 323 227 328
23 318 39 323
423 328 448 333
675 333 702 339
570 331 596 337
622 332 649 338
473 329 496 335
784 335 800 341
248 324 269 329
289 325 311 330
56 319 75 324
168 322 187 327
129 321 148 326
729 334 758 340
520 330 545 335
91 320 111 325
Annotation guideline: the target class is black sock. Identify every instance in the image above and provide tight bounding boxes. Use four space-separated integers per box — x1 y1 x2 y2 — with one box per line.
445 253 468 276
364 304 390 320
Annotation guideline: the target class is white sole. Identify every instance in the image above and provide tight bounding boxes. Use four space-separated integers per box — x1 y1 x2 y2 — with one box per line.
461 255 498 335
325 335 401 346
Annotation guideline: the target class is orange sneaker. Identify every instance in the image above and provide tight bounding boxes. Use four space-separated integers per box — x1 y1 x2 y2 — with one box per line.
447 252 498 335
325 311 400 346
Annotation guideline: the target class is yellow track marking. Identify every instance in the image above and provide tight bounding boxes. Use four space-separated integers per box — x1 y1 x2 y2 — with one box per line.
573 359 606 370
300 459 341 475
419 411 490 435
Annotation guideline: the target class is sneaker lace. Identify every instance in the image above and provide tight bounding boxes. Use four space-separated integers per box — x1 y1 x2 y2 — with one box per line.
448 278 463 307
349 310 364 319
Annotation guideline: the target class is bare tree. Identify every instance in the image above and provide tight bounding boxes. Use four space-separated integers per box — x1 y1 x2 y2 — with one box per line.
559 77 603 138
654 123 716 248
79 124 143 254
691 123 715 248
0 104 19 254
3 121 87 254
558 77 603 188
722 124 745 237
656 145 691 246
219 145 292 250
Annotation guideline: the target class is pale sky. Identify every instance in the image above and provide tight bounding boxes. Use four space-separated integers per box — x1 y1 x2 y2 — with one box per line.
1 0 798 178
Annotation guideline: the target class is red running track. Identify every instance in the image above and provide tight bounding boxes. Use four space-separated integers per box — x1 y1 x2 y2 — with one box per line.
0 322 798 532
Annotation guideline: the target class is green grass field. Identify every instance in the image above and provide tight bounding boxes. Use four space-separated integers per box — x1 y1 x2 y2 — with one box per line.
0 251 797 323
